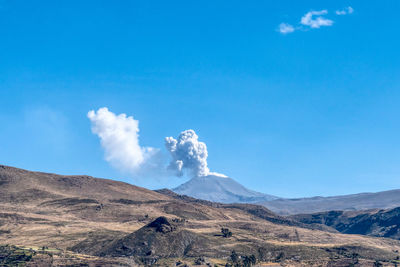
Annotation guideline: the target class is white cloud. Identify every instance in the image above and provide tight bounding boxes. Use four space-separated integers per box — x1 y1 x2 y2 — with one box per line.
88 107 159 175
278 8 348 34
336 6 354 15
165 129 226 178
279 23 295 34
300 10 333 28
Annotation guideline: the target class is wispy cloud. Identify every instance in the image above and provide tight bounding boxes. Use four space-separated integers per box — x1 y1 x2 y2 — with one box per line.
278 23 295 34
24 106 70 152
279 7 354 34
336 6 354 16
300 10 333 29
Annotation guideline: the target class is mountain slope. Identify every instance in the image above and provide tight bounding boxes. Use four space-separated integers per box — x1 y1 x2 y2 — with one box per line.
173 175 278 203
1 164 400 266
259 189 400 215
155 188 335 232
291 207 400 240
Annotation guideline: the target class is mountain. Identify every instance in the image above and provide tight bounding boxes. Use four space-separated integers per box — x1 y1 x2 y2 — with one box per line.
290 207 400 240
173 176 400 217
259 189 400 215
172 175 278 203
2 164 400 266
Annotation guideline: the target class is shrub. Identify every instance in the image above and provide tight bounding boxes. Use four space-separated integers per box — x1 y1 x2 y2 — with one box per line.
230 250 238 263
221 228 232 238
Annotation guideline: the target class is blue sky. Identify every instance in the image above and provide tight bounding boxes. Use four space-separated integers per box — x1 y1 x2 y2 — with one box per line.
1 0 400 197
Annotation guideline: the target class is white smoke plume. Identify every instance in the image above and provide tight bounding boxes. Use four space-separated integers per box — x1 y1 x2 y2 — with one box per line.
165 129 226 178
88 107 159 175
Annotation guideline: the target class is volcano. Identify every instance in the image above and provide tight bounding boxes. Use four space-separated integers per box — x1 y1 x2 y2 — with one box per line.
172 174 278 203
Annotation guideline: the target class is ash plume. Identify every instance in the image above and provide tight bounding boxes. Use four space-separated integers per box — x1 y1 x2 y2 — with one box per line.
165 129 226 178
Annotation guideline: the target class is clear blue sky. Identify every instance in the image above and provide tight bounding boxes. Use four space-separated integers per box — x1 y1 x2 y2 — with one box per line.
1 0 400 197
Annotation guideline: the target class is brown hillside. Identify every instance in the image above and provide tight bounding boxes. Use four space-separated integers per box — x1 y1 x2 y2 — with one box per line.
1 165 400 266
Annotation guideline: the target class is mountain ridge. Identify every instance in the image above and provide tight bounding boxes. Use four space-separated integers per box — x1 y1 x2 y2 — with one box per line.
259 189 400 215
171 172 400 216
290 207 400 240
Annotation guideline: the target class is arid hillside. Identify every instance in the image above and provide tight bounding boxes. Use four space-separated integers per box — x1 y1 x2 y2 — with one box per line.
1 165 400 266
